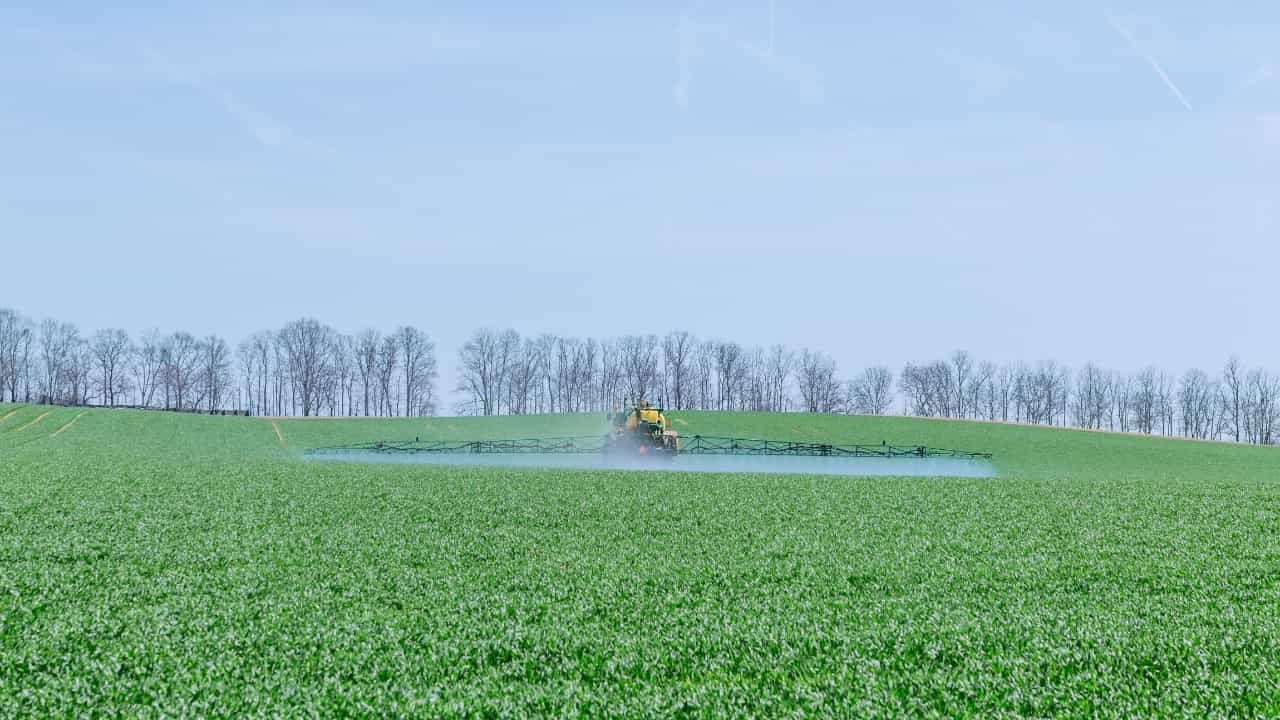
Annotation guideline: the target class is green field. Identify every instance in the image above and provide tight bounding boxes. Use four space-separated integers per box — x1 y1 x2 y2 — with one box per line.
2 403 1278 717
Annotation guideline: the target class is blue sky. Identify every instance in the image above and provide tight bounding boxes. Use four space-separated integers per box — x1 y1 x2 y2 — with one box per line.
2 1 1277 398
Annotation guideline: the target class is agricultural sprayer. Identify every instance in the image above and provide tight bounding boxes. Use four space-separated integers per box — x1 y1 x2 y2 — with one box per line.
304 401 994 470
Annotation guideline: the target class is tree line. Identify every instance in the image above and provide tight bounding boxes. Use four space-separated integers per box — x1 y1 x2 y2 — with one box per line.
0 309 437 417
2 308 1276 444
455 328 1279 445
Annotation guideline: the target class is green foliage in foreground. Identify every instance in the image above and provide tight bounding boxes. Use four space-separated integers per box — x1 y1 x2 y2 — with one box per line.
1 404 1279 717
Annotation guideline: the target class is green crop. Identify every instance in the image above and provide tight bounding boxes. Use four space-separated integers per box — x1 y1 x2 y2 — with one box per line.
1 404 1278 717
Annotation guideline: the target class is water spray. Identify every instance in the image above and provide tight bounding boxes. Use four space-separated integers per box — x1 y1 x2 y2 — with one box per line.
303 434 996 478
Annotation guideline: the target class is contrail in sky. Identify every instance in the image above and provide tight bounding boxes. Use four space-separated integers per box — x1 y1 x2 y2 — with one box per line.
1108 16 1193 111
672 1 822 109
673 12 694 111
769 0 775 60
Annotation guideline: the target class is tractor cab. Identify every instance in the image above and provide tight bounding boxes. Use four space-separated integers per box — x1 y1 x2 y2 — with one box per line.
608 400 679 455
622 400 666 432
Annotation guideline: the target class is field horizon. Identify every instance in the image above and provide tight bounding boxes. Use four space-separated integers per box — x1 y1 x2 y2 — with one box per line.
2 403 1279 716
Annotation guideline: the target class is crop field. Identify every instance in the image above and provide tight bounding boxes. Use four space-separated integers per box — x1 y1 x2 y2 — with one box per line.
2 404 1279 717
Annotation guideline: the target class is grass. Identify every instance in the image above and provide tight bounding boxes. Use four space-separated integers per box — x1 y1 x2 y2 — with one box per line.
1 404 1278 717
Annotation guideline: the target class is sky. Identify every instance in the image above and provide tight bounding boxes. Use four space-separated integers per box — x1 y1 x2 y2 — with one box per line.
2 1 1277 405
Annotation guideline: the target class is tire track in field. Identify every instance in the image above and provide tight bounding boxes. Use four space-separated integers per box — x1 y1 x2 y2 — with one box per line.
0 410 17 424
50 412 86 438
14 411 50 433
0 410 56 453
271 421 288 448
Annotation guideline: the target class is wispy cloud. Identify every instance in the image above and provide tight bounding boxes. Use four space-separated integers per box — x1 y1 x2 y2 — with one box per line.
1239 62 1274 91
144 49 326 156
206 89 320 155
938 50 1018 96
1261 113 1280 145
768 0 776 61
673 13 695 111
1108 16 1193 111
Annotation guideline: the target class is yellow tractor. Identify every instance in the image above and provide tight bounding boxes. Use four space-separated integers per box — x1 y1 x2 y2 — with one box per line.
607 400 679 457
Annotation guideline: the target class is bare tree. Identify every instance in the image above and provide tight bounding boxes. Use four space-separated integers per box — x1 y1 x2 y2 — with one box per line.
662 331 695 410
967 361 996 420
528 334 556 414
951 351 973 418
545 336 593 413
131 331 164 408
714 341 747 410
271 336 288 415
691 340 716 411
1072 363 1112 430
619 334 661 404
970 362 1001 421
236 339 258 415
796 349 841 413
352 329 381 416
848 366 894 415
0 309 16 401
900 361 953 418
374 335 398 416
244 331 275 416
1221 357 1245 443
1155 370 1176 436
0 309 33 402
90 329 131 406
66 339 94 405
277 319 334 417
763 344 794 412
577 338 599 412
1130 367 1159 434
741 346 767 411
160 332 203 410
1113 373 1133 432
456 328 518 416
1243 369 1280 445
331 334 357 416
1046 361 1071 426
1013 361 1068 425
394 326 437 417
37 320 81 404
199 335 232 411
505 337 540 415
597 338 624 411
1177 368 1219 440
542 336 566 413
992 365 1014 422
547 336 594 413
